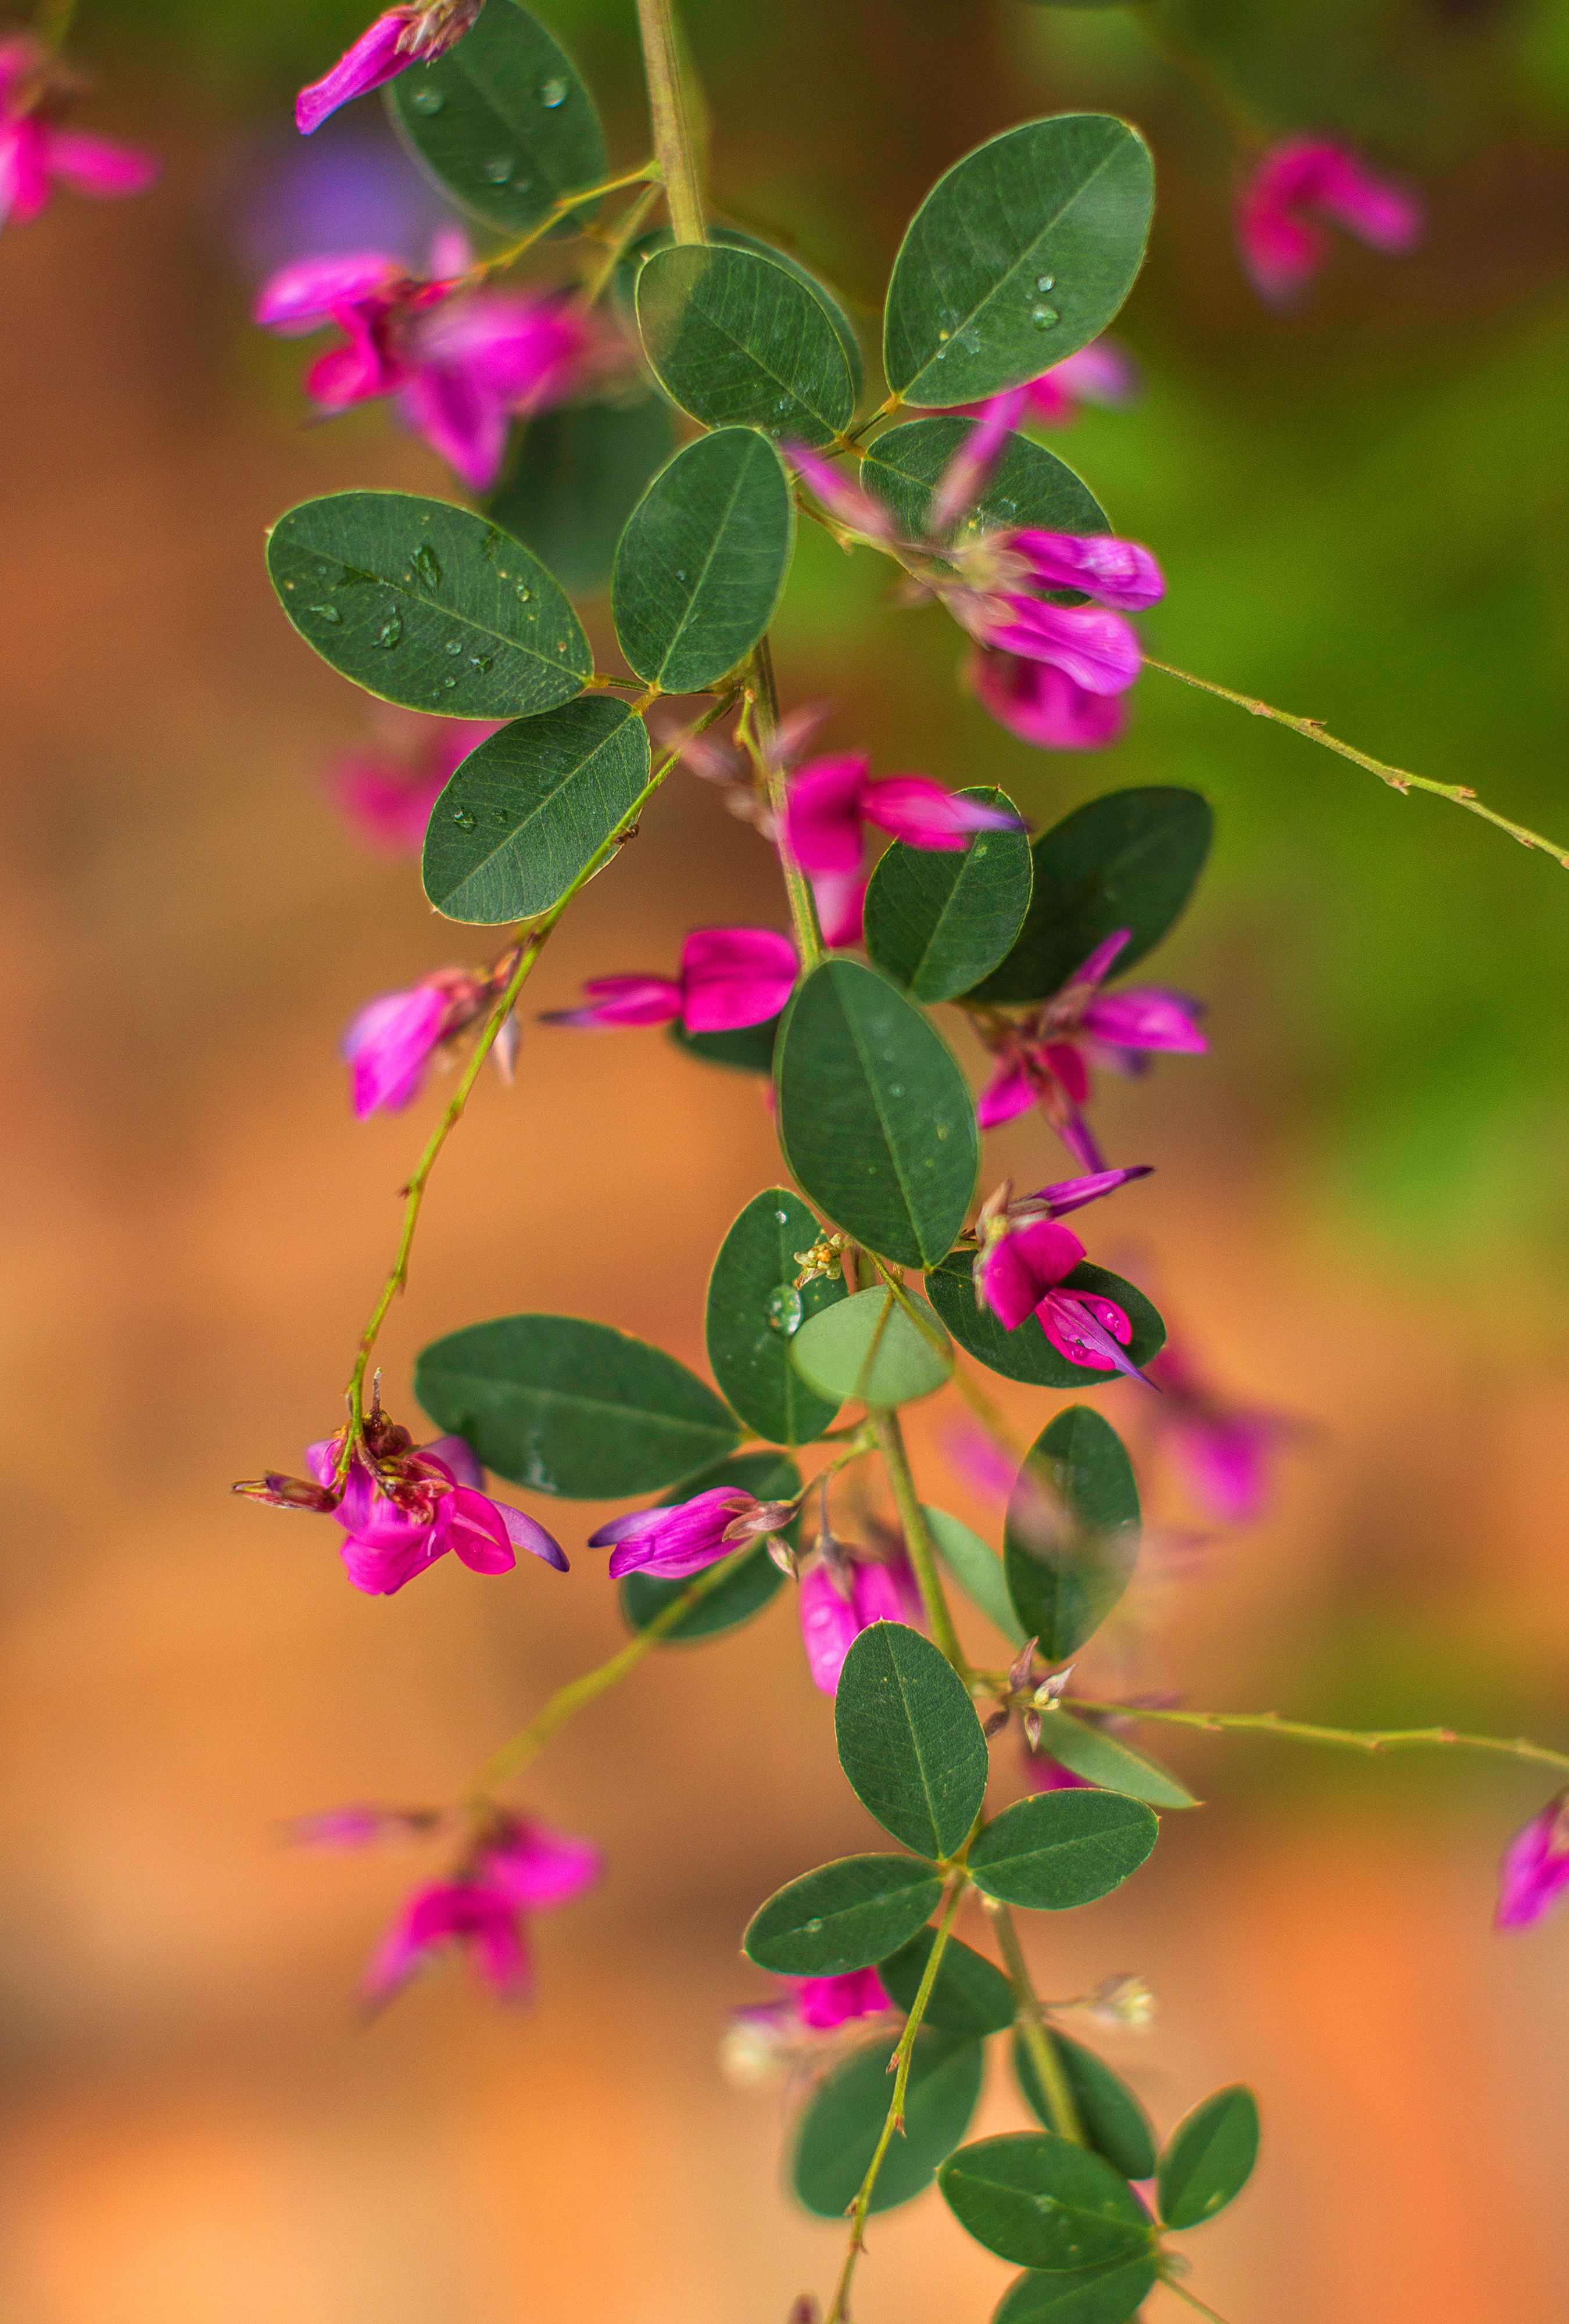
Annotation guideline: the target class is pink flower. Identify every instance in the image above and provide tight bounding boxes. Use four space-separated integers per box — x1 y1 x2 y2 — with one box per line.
0 36 157 230
542 927 798 1035
1237 137 1423 306
1018 340 1141 427
590 1485 775 1582
811 871 867 949
286 1803 441 1847
255 235 589 491
955 528 1162 754
798 1547 922 1694
344 980 457 1117
361 1812 600 2009
1025 1749 1095 1795
975 1217 1142 1380
783 754 1024 878
1147 1339 1298 1525
783 443 898 544
794 1967 891 2029
967 650 1129 753
307 1431 567 1595
330 718 500 852
296 1 483 135
1496 1795 1569 1932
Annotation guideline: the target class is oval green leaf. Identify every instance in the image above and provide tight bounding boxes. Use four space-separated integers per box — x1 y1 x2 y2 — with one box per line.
968 1791 1158 1911
671 1014 781 1075
422 695 650 923
926 1506 1026 1645
862 419 1108 546
880 1929 1016 2038
835 1622 989 1860
972 788 1213 1007
744 1855 943 1977
938 2132 1154 2270
621 224 864 402
267 492 590 718
619 1449 799 1642
637 243 857 446
925 1251 1165 1391
790 1287 952 1408
1034 1709 1199 1810
414 1314 740 1497
1157 2086 1260 2230
1012 2031 1157 2181
794 2031 984 2218
488 397 676 597
884 115 1154 408
865 790 1034 1002
388 0 607 236
993 2256 1159 2324
705 1189 847 1446
776 960 978 1269
613 426 794 691
1005 1407 1140 1660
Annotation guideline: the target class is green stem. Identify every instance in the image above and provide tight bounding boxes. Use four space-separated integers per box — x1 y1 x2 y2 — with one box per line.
823 1878 968 2324
869 1408 966 1677
749 640 826 969
984 1897 1086 2146
472 164 659 280
1146 657 1569 872
578 180 663 307
34 0 78 48
1069 1700 1569 1776
1160 2276 1237 2324
633 0 705 245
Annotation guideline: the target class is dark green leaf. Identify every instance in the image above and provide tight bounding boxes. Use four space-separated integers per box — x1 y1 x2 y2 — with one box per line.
637 243 857 446
968 1791 1158 1910
421 696 649 923
776 960 978 1269
926 1251 1166 1391
744 1855 943 1975
880 1930 1016 2037
884 116 1154 407
613 426 794 692
794 2032 983 2218
1012 2032 1157 2180
790 1287 952 1408
619 1450 799 1642
266 492 590 718
670 1014 781 1074
862 419 1107 545
1034 1710 1199 1810
414 1314 739 1497
705 1190 847 1446
487 397 676 597
865 790 1034 1002
1005 1407 1140 1660
836 1622 989 1859
938 2132 1154 2269
1157 2086 1260 2230
388 0 606 235
926 1507 1026 1645
992 2257 1159 2324
621 225 864 401
972 788 1213 1006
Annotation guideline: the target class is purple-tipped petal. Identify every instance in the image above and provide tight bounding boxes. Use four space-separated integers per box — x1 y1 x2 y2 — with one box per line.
296 12 412 135
861 776 1026 853
1009 529 1164 612
499 1502 569 1572
1081 987 1206 1054
976 1055 1038 1132
540 974 683 1030
984 597 1143 695
1038 1289 1143 1381
968 651 1127 752
1030 1165 1153 1217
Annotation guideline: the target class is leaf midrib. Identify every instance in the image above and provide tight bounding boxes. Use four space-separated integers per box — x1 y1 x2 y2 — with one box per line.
439 709 640 903
653 251 852 432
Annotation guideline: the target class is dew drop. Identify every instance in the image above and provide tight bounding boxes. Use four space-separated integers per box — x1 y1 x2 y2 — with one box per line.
452 805 478 831
674 568 687 583
537 75 568 107
958 326 980 354
889 1084 904 1098
314 563 329 579
409 84 444 114
766 1285 803 1336
1030 303 1061 331
1035 272 1055 293
308 602 341 623
470 652 495 672
774 1208 789 1225
411 543 443 589
377 612 404 648
441 675 458 689
483 155 515 185
515 582 532 602
444 639 463 656
804 1917 825 1935
994 496 1016 521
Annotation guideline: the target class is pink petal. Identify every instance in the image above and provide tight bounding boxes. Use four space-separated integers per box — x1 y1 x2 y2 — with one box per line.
541 975 683 1030
499 1502 570 1572
1067 931 1132 989
1237 138 1421 304
860 776 1025 852
438 1487 518 1576
968 651 1127 752
1039 340 1140 411
679 927 798 1033
1008 530 1163 612
296 12 412 135
481 1821 601 1910
1026 1751 1094 1794
46 129 159 200
1081 988 1206 1054
398 361 510 492
798 1563 863 1695
929 388 1027 535
1496 1796 1569 1931
1030 1165 1152 1218
979 1220 1087 1330
984 597 1142 695
0 117 51 225
422 1434 482 1489
811 870 867 949
256 252 405 333
343 984 450 1117
784 442 895 540
783 754 871 877
1038 1289 1140 1379
794 1967 891 2030
976 1055 1038 1132
852 1558 922 1631
339 1524 447 1595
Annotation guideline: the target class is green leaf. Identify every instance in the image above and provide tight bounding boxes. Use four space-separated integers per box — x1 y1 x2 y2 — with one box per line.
613 426 794 692
865 790 1034 1002
1157 2086 1260 2230
793 2032 984 2218
705 1190 847 1446
972 788 1213 1006
670 1014 780 1075
388 0 607 236
637 243 857 446
487 397 676 597
926 1507 1026 1645
1005 1407 1140 1660
925 1251 1166 1391
879 1929 1016 2037
621 225 864 403
421 696 649 923
884 115 1154 408
992 2257 1159 2324
1012 2031 1157 2180
835 1622 989 1859
776 960 978 1269
1035 1709 1199 1810
266 492 590 718
414 1314 740 1497
789 1287 952 1408
744 1855 943 1976
938 2132 1154 2269
619 1450 799 1642
967 1791 1158 1910
862 419 1107 545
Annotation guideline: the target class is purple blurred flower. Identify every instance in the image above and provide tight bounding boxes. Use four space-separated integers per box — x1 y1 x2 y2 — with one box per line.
330 717 500 852
795 1967 891 2029
361 1812 600 2009
1018 339 1141 426
1496 1794 1569 1931
0 35 157 230
296 1 483 136
798 1547 922 1695
543 927 798 1035
1147 1338 1299 1525
1237 137 1422 306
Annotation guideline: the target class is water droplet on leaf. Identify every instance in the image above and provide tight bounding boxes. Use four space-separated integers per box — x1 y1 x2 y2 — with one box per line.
1030 304 1061 331
411 543 443 590
409 84 444 114
377 612 403 648
308 602 341 623
470 652 495 672
483 155 515 185
766 1285 803 1336
536 75 568 107
452 806 477 831
1035 273 1055 292
515 582 532 602
445 639 463 656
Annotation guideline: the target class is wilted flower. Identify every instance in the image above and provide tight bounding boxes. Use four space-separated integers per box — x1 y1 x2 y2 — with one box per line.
361 1811 600 2009
1496 1794 1569 1932
1236 137 1422 306
329 716 500 852
783 753 1024 878
542 927 798 1035
589 1485 780 1581
0 35 158 230
798 1537 922 1694
1147 1337 1301 1525
296 1 483 136
1076 1972 1156 2029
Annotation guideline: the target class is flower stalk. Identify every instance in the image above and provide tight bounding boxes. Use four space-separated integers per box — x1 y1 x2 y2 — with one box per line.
633 0 705 246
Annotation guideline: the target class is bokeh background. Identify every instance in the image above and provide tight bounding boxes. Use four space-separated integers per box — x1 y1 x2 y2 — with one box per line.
5 1 1569 2317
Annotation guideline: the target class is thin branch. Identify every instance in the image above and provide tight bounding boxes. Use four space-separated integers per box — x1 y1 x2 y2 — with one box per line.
984 1896 1086 2145
1069 1700 1569 1777
634 0 705 245
870 1408 967 1677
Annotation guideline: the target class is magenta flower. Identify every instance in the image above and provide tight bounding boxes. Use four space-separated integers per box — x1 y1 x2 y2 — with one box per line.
976 1217 1141 1380
543 927 797 1035
344 978 459 1116
590 1485 776 1582
794 1967 892 2029
1025 1748 1095 1795
798 1548 922 1695
286 1803 442 1847
255 235 589 491
296 1 483 135
361 1812 600 2009
811 870 868 950
1496 1795 1569 1932
783 754 1024 880
331 718 500 852
954 531 1161 756
1018 340 1140 428
1147 1339 1299 1526
968 650 1129 753
299 1431 566 1595
1237 137 1422 306
0 36 158 230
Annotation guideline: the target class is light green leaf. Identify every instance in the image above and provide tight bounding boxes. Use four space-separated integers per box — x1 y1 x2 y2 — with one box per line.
835 1622 990 1859
865 790 1034 1002
794 2032 983 2218
613 426 794 692
705 1189 847 1446
790 1287 952 1408
1036 1709 1199 1810
637 243 858 446
1157 2086 1260 2230
744 1855 943 1975
926 1507 1026 1645
968 1791 1158 1910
